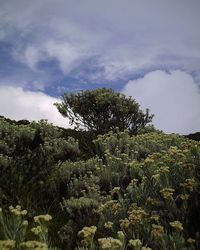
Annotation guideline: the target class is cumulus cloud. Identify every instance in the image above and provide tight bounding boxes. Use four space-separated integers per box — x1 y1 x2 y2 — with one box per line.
0 86 70 128
123 70 200 134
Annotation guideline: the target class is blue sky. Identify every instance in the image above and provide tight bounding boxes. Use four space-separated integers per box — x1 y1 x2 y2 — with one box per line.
0 0 200 134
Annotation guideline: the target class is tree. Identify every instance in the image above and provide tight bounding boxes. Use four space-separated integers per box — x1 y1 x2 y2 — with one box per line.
55 88 154 135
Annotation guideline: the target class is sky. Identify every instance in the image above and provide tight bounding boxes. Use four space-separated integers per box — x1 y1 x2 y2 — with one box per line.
0 0 200 134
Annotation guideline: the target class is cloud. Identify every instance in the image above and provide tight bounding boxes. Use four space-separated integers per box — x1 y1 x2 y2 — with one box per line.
123 70 200 134
0 85 71 128
44 40 86 74
13 46 42 71
1 0 200 83
31 80 45 91
0 0 200 135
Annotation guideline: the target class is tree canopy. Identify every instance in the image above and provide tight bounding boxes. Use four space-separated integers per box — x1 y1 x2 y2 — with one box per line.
55 88 154 135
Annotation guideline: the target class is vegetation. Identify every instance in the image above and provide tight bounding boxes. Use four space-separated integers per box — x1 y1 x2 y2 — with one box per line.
55 88 153 135
0 88 200 249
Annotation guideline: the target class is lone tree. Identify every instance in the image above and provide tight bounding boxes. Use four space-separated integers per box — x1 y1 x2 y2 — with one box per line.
55 88 154 135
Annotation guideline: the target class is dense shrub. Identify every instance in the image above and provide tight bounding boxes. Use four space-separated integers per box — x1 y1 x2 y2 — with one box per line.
0 118 79 211
0 117 200 249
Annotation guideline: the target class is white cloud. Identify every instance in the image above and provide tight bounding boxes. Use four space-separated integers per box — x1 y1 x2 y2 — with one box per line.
31 81 45 91
0 86 71 128
23 46 41 71
1 0 200 80
0 0 199 135
12 46 42 71
123 70 200 134
12 40 89 74
44 40 86 74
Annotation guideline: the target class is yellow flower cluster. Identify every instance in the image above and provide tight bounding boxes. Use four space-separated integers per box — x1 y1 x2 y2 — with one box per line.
120 218 130 230
128 179 138 188
151 224 164 238
169 220 183 231
150 215 160 223
98 237 122 249
152 174 160 181
128 204 148 225
9 205 27 217
34 214 52 223
112 202 123 215
20 241 48 250
104 221 113 229
111 187 120 193
180 178 197 192
129 239 142 247
0 240 15 250
150 152 162 160
146 197 159 206
160 188 175 200
180 194 189 201
78 225 97 237
144 158 154 166
78 226 97 247
96 200 122 215
31 226 42 235
187 238 196 244
120 204 148 230
168 146 182 156
157 166 170 174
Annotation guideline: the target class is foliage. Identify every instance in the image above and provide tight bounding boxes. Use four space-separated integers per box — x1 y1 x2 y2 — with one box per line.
69 131 200 249
46 130 200 249
185 132 200 142
55 88 153 135
60 128 96 159
0 118 79 210
0 116 200 249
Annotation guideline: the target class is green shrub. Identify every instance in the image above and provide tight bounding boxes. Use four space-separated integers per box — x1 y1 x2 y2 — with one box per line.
0 118 79 210
1 116 200 249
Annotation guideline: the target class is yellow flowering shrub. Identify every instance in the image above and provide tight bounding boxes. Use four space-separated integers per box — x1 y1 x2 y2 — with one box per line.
90 131 200 249
160 188 175 200
151 224 164 239
98 237 123 250
0 240 15 250
169 221 184 231
78 226 97 247
129 239 142 248
0 206 54 249
104 221 113 229
20 241 48 250
1 121 200 249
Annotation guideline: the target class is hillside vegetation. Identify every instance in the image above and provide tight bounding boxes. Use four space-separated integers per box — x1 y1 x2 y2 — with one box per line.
0 88 200 250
